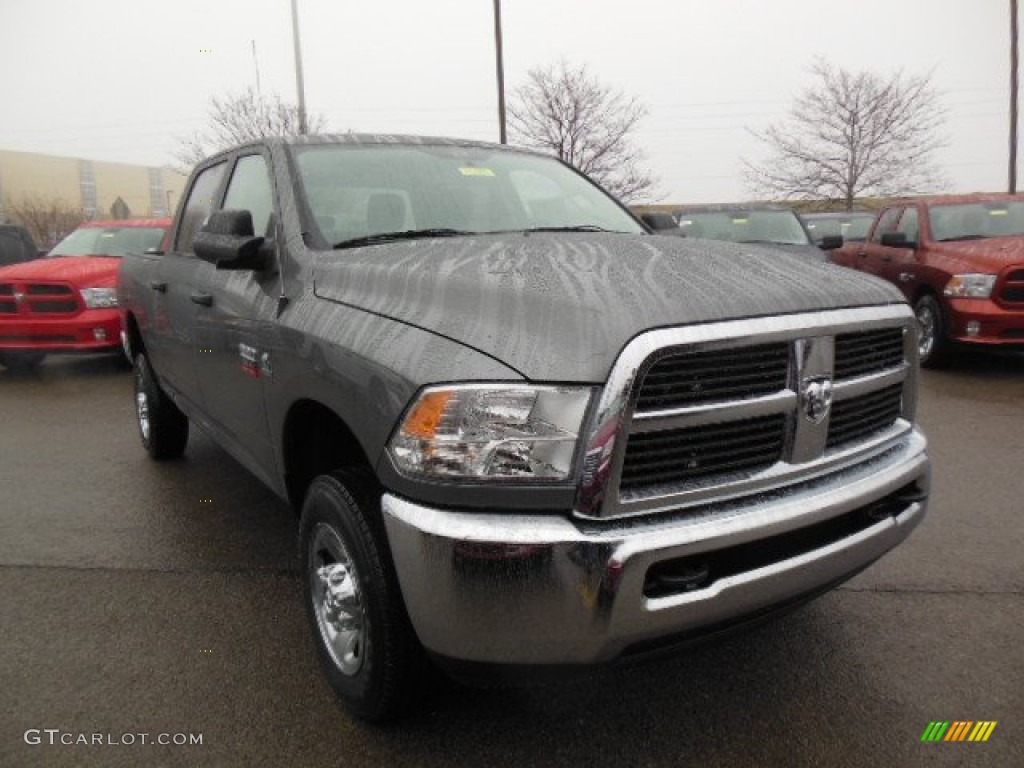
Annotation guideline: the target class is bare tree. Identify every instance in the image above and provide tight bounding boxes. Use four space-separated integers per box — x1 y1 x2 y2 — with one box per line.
508 61 657 203
175 87 327 171
5 195 84 249
745 59 945 210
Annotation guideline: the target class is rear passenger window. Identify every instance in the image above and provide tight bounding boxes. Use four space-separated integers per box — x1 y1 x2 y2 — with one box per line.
176 162 227 253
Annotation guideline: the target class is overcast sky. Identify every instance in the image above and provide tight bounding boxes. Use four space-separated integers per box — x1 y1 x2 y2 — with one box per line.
0 0 1014 203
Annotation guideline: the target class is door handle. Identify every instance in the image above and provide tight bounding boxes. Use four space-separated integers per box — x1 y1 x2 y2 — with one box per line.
881 255 893 263
190 292 213 307
857 251 868 258
148 280 167 292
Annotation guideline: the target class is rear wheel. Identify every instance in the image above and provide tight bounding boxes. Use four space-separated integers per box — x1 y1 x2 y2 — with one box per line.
300 471 423 722
914 294 951 368
134 352 188 459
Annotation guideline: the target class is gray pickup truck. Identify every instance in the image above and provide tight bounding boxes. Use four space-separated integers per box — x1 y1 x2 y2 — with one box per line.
118 135 930 721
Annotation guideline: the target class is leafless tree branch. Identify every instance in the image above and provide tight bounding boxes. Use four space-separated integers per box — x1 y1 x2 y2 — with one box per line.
508 61 658 203
5 195 84 249
174 88 327 173
744 58 946 210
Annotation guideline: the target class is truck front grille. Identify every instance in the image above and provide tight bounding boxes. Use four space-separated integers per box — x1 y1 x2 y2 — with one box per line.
1001 268 1024 303
826 384 903 449
0 282 80 315
636 343 789 410
620 414 785 491
834 328 904 379
578 307 918 519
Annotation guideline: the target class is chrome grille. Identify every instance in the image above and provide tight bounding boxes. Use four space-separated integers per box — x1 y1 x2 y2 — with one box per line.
636 343 789 410
827 384 903 449
620 415 785 491
834 328 904 379
577 306 918 519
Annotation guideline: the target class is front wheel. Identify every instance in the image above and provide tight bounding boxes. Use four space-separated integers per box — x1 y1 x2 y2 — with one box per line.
133 353 188 459
914 294 951 368
300 471 423 722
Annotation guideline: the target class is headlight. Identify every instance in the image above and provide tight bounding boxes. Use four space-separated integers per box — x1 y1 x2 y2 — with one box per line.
80 287 118 308
388 384 592 481
943 274 996 298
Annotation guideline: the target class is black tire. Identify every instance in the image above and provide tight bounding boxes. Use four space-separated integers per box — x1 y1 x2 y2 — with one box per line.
299 470 423 723
0 352 46 372
133 352 188 459
914 294 951 368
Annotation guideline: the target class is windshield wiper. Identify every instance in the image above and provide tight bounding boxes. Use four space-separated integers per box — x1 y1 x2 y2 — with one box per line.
333 228 472 249
936 235 988 242
521 225 619 234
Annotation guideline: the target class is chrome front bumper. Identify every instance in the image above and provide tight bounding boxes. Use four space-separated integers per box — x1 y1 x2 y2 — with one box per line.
382 430 929 667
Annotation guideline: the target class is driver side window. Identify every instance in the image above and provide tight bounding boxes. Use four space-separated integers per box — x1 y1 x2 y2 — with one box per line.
897 207 919 243
222 154 275 237
176 162 227 253
871 208 902 243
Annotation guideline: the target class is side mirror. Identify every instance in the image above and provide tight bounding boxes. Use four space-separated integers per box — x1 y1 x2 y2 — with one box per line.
819 234 844 251
639 212 680 231
880 231 915 249
194 210 265 270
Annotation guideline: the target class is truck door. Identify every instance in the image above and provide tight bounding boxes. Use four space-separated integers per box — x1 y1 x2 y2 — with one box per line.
151 160 229 411
859 207 902 279
192 152 280 483
877 206 921 301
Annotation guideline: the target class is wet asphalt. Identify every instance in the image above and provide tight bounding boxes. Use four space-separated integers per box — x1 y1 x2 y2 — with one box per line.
1 351 1022 768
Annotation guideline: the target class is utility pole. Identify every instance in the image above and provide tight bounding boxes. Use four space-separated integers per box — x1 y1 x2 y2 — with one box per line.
252 40 262 98
291 0 309 135
1011 0 1019 192
493 0 507 144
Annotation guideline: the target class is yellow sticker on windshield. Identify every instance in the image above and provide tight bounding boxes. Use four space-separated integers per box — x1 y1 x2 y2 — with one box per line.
732 217 749 224
459 167 495 177
989 209 1008 216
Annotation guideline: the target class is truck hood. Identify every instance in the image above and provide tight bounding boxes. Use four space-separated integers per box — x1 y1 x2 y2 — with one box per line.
0 256 119 286
313 233 904 382
927 238 1024 273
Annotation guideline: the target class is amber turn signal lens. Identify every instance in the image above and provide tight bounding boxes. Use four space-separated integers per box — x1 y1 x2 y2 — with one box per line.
401 390 454 439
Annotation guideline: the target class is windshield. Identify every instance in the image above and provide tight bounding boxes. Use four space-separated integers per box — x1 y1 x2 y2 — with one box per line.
928 202 1024 242
49 226 166 258
804 214 874 243
290 143 645 247
676 210 811 246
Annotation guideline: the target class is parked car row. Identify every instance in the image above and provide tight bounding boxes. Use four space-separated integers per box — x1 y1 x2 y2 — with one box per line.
827 194 1024 367
0 218 170 370
639 206 848 258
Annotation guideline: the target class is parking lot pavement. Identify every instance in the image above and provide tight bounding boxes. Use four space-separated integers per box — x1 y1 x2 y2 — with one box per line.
1 353 1022 767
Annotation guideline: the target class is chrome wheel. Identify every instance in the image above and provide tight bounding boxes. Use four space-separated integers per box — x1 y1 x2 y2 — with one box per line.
136 389 151 442
309 523 366 676
915 300 937 361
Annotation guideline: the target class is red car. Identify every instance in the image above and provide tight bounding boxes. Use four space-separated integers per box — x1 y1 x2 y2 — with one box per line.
0 218 170 370
829 194 1024 367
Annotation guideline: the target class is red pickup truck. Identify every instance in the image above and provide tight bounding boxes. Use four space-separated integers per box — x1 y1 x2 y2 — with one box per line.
829 194 1024 366
0 218 170 370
